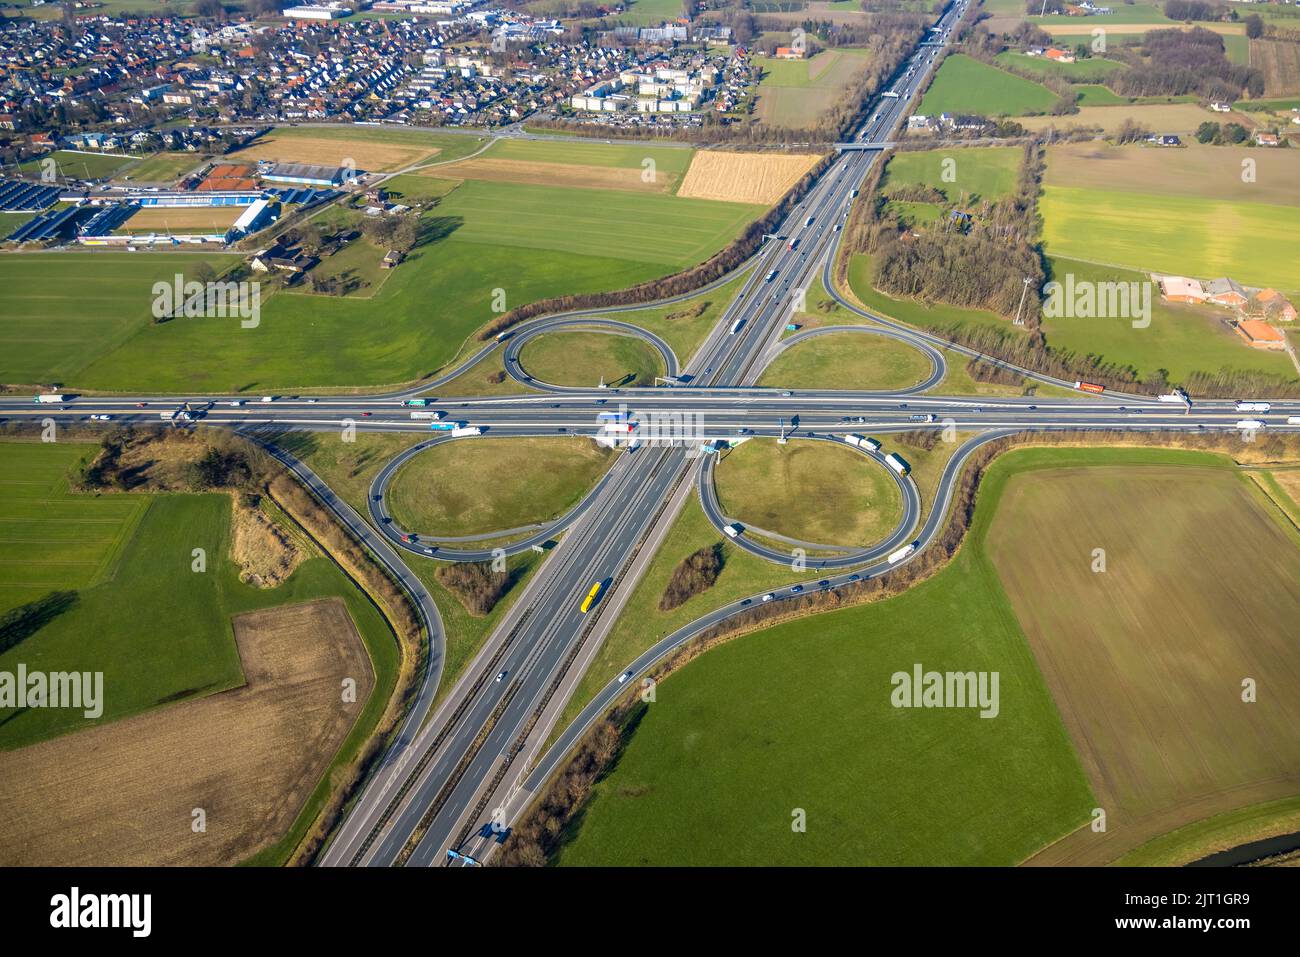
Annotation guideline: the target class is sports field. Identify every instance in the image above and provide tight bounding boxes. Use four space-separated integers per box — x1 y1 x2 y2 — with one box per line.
1040 257 1296 384
714 438 903 547
19 150 136 181
7 177 763 392
881 146 1021 204
754 47 875 128
229 125 485 172
1041 185 1300 295
918 54 1058 116
517 328 666 388
386 437 615 539
116 205 244 234
125 152 205 184
988 455 1300 864
757 331 933 392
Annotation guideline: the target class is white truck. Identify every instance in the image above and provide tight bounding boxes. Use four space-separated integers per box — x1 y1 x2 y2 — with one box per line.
1236 401 1271 413
723 523 743 539
887 543 916 564
885 452 911 476
34 394 67 404
159 409 177 420
451 426 483 437
1288 416 1300 425
1235 419 1266 431
844 434 881 452
1158 392 1189 404
409 410 446 420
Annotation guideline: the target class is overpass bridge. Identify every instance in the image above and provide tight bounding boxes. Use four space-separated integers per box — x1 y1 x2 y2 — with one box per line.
835 141 896 151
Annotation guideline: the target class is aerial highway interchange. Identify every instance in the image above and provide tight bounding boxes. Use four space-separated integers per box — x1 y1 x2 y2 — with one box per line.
3 0 1297 871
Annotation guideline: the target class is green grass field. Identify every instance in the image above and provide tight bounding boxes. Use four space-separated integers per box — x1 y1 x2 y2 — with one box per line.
386 437 615 538
479 138 695 178
715 439 903 547
555 448 1145 866
0 252 238 386
1041 184 1300 295
0 442 397 776
757 331 933 391
918 54 1059 117
124 152 205 183
994 52 1126 83
5 177 763 392
755 47 875 128
19 150 137 181
881 146 1021 204
288 430 545 709
517 329 665 388
1040 257 1296 384
604 271 750 368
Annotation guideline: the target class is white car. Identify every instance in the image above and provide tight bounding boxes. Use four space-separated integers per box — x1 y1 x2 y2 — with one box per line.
90 414 112 421
495 670 508 683
228 400 244 407
617 671 632 685
260 396 275 403
761 593 776 602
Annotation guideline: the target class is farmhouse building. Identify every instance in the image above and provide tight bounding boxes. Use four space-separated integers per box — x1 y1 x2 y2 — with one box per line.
1156 275 1205 303
1204 278 1248 308
1248 289 1298 323
1235 320 1286 350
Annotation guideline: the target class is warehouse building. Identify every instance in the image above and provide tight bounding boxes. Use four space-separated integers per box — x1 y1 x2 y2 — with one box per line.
262 163 352 187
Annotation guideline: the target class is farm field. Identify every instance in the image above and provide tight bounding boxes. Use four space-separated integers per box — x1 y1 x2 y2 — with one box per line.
994 51 1126 82
0 441 397 762
229 125 486 172
753 47 875 128
677 151 823 205
1045 141 1300 208
1040 257 1297 384
0 597 374 866
0 252 237 386
13 177 763 392
714 438 904 547
434 138 696 194
1016 102 1235 134
1041 185 1300 295
987 455 1300 865
757 331 933 392
881 146 1021 203
517 328 666 388
1252 37 1300 96
917 54 1058 116
385 436 616 539
554 449 1184 865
